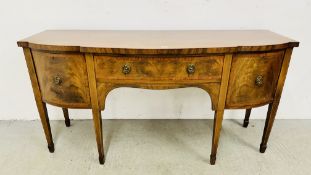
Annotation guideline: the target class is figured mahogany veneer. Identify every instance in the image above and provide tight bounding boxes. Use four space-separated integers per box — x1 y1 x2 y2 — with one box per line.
32 51 91 108
226 50 284 108
18 30 299 165
94 55 224 82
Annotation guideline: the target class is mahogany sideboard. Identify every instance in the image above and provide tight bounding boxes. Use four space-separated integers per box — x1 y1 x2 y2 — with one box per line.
17 30 299 165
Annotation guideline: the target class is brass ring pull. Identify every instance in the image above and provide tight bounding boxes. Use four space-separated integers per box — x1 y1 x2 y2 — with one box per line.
187 64 195 74
53 75 62 85
255 75 263 87
122 64 131 75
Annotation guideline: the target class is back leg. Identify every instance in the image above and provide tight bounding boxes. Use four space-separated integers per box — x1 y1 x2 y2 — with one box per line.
243 108 252 128
62 108 70 127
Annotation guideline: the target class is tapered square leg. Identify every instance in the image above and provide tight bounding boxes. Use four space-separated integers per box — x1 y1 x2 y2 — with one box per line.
92 109 105 164
209 54 233 165
86 53 105 165
210 110 224 165
260 48 294 154
243 108 252 128
260 103 277 153
23 48 54 153
39 102 54 153
62 108 70 127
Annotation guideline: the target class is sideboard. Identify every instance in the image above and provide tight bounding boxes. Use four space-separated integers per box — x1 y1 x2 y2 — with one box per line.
17 30 299 165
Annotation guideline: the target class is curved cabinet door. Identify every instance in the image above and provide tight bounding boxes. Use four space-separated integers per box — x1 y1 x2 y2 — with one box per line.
226 50 284 109
32 51 91 108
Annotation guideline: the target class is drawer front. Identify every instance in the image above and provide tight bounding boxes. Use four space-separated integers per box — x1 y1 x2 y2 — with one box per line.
94 55 224 82
226 51 284 108
32 51 90 108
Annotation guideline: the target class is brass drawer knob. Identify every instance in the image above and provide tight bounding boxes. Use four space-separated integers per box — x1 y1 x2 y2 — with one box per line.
187 64 195 74
53 75 62 85
255 75 263 87
122 64 131 75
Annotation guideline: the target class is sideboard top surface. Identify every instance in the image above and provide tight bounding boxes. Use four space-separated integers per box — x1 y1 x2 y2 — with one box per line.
17 30 299 54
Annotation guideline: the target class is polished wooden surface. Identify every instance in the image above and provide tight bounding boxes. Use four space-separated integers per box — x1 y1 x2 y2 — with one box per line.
23 48 54 152
32 51 91 108
17 30 299 53
260 48 294 153
226 50 284 108
210 54 233 165
18 30 299 165
85 53 105 164
95 55 224 82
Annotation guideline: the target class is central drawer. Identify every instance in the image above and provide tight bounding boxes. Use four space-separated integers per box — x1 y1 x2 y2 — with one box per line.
94 55 224 82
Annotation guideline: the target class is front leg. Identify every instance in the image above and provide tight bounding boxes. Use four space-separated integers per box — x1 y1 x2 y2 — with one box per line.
210 54 233 165
210 110 224 165
92 108 105 164
260 48 293 153
260 102 277 153
38 102 54 153
86 53 105 164
259 48 293 153
23 48 54 153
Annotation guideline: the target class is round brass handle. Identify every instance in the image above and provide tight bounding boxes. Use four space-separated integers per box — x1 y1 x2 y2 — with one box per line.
53 75 62 85
255 75 263 87
122 64 131 75
187 64 195 74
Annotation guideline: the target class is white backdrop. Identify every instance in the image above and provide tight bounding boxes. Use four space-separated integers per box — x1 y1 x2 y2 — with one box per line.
0 0 310 120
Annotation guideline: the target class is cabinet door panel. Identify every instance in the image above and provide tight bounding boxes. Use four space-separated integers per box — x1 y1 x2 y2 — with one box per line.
32 51 90 108
226 51 284 108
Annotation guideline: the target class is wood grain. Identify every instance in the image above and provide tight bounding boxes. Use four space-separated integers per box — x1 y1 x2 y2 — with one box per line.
32 51 91 108
17 30 299 165
95 55 223 82
23 48 54 152
260 48 293 153
17 30 299 54
226 50 284 108
96 82 220 111
85 53 105 164
210 54 233 165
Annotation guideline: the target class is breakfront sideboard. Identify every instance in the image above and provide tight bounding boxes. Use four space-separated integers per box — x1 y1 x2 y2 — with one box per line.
17 30 299 165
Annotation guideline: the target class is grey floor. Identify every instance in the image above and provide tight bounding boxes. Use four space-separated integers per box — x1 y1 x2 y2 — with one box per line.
0 119 310 175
